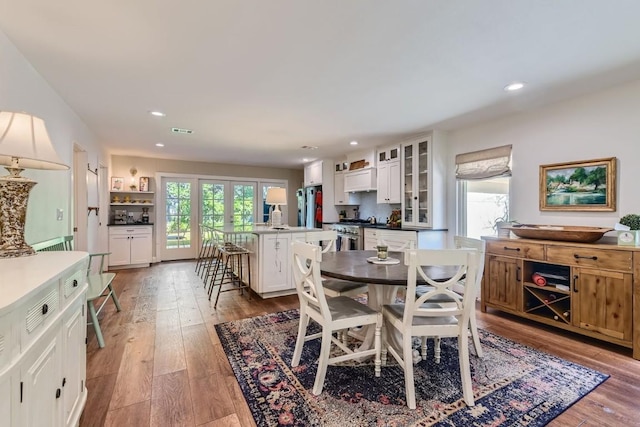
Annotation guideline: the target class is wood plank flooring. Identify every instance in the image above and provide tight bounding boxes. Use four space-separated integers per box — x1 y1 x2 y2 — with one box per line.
80 261 640 427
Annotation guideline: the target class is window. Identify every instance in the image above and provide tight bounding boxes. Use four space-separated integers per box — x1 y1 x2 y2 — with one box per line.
458 177 510 239
456 145 512 238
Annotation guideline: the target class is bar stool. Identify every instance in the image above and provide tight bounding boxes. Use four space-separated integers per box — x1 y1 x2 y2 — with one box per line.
196 224 215 277
207 239 252 308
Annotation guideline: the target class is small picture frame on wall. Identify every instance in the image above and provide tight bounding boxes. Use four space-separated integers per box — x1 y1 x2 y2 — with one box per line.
111 177 124 191
139 177 150 192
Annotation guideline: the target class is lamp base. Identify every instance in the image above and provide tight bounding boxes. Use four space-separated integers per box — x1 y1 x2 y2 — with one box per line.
0 176 37 258
271 207 282 228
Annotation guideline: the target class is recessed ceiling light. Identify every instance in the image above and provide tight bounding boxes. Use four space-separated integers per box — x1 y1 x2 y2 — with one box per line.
350 141 358 146
155 143 165 147
504 82 525 92
149 111 166 117
302 158 309 162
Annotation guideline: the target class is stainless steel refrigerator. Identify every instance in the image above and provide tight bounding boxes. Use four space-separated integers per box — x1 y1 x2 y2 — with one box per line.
296 186 322 228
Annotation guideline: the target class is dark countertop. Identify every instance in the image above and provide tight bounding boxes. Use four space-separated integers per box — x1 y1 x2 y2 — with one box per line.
108 223 154 226
324 221 447 232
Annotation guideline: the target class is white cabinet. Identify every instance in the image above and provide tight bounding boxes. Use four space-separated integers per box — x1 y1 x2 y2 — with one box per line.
377 160 401 203
21 330 61 426
304 160 323 186
401 132 446 228
334 159 354 205
377 145 400 163
0 252 89 427
334 172 355 205
108 225 153 268
344 168 377 192
259 233 291 294
363 228 416 250
253 230 316 298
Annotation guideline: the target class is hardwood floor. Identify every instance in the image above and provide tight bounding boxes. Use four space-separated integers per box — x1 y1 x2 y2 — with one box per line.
80 261 640 427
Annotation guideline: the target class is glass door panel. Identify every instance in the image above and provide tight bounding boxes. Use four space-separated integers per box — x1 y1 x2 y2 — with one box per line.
403 144 414 223
231 182 256 229
418 140 429 225
201 181 226 228
161 178 196 260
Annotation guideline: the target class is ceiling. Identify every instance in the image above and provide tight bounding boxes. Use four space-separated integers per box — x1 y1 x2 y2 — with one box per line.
2 1 640 169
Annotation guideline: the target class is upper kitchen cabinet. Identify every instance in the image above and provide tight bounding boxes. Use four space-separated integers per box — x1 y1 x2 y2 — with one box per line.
401 131 446 228
334 159 355 205
344 149 377 192
378 145 400 163
377 144 401 204
304 160 323 186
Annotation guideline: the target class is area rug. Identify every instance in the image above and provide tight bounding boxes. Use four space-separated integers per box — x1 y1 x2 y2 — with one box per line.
215 309 608 426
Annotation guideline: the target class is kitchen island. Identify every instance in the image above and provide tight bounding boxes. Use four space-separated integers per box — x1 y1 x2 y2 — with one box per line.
213 225 322 298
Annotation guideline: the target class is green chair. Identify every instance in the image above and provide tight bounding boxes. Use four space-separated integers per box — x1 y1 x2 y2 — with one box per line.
32 235 121 348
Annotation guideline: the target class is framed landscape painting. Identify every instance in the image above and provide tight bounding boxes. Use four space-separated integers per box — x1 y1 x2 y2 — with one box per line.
539 157 616 211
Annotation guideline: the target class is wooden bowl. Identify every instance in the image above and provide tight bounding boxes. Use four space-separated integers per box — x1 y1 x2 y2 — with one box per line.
505 224 613 243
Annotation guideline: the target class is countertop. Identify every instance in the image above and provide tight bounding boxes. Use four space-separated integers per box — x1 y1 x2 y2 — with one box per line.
325 222 447 232
213 225 321 234
108 223 154 226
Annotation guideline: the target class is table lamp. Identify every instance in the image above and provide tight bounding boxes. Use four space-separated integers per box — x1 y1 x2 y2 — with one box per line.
266 187 287 228
0 111 69 258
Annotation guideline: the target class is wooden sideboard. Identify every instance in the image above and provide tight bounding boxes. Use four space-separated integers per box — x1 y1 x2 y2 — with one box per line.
481 236 640 359
0 251 89 426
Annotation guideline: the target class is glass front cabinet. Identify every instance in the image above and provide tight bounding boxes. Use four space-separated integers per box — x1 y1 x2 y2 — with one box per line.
401 132 445 229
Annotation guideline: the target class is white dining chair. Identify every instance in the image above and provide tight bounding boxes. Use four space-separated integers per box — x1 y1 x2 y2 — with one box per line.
290 241 382 395
417 236 486 360
305 230 368 298
376 230 416 252
382 248 479 409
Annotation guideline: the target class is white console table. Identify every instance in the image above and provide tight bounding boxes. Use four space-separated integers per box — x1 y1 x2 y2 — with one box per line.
0 251 89 427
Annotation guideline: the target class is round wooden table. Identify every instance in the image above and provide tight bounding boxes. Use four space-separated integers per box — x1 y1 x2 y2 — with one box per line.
320 250 455 285
320 250 456 360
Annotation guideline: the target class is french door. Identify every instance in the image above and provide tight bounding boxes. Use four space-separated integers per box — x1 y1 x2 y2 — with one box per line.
200 180 256 229
160 177 197 261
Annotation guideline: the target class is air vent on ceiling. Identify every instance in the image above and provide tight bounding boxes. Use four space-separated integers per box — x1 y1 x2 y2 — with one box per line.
171 127 193 135
301 145 318 150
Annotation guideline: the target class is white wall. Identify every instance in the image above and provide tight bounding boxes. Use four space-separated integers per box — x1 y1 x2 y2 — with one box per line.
0 29 108 250
446 78 640 234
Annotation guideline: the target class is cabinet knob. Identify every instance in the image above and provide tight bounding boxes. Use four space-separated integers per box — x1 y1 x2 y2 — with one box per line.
56 388 61 399
72 279 78 287
42 304 49 315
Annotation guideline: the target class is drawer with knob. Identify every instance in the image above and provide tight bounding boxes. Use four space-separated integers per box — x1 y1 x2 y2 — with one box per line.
546 245 632 271
20 286 59 350
486 240 545 260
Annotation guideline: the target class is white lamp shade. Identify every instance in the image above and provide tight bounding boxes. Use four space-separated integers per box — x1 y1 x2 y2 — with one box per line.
266 187 287 205
0 111 68 170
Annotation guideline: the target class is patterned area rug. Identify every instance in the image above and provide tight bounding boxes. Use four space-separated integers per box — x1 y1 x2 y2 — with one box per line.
215 309 608 426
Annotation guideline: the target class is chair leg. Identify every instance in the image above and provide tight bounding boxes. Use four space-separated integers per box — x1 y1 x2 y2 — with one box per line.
403 333 416 409
469 311 483 358
374 320 381 377
312 328 333 396
420 336 428 360
291 306 309 367
434 336 442 364
458 333 475 406
87 302 105 348
108 283 122 312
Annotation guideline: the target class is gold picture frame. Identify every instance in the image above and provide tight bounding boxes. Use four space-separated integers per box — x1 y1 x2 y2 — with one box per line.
539 157 616 211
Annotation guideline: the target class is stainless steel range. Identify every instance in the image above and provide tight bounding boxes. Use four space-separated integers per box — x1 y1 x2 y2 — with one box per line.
331 221 365 251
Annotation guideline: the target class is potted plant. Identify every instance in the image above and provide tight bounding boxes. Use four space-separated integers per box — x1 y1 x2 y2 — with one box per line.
617 214 640 246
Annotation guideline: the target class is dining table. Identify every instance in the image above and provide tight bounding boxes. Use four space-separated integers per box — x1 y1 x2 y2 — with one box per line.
320 250 458 362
